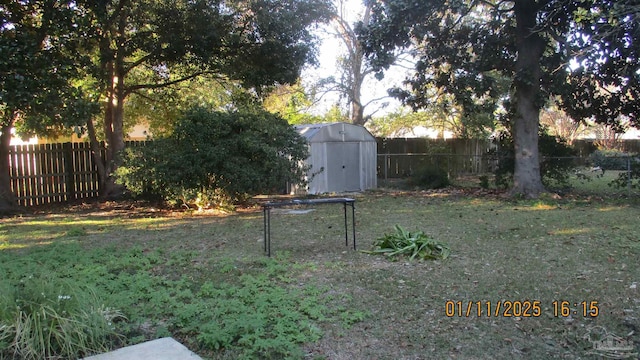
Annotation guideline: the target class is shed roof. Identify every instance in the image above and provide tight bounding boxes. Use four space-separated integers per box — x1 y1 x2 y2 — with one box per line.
295 122 376 143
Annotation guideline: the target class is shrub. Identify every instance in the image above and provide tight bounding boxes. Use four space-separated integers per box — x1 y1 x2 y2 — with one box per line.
0 275 125 360
407 165 450 189
609 157 640 190
117 107 309 208
589 149 634 171
478 175 490 189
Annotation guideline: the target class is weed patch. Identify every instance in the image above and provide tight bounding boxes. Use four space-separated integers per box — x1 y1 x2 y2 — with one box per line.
185 276 324 358
0 239 352 359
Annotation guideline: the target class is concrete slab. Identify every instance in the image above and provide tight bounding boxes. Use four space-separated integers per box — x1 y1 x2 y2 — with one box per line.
82 337 202 360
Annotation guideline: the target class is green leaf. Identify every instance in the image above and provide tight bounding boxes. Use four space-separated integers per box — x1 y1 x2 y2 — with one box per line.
367 225 450 261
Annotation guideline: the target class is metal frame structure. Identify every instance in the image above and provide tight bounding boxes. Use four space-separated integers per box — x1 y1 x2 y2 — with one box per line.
262 198 356 257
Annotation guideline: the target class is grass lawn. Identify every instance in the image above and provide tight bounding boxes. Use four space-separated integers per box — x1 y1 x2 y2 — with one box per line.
1 190 639 359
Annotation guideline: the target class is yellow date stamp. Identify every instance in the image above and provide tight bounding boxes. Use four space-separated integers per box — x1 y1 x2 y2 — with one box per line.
444 300 599 318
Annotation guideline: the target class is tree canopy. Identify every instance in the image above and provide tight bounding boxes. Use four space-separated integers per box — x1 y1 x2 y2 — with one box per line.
0 1 96 212
0 0 333 208
361 0 640 197
76 0 332 196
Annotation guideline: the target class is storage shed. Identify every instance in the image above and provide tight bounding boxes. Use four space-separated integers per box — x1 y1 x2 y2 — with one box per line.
292 122 377 194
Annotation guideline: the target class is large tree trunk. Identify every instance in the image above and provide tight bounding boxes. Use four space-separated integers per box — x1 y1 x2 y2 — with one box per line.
510 0 546 198
93 7 129 199
98 65 127 198
0 121 23 214
350 82 365 125
348 29 365 125
88 58 128 199
101 59 127 197
335 1 371 126
99 7 130 198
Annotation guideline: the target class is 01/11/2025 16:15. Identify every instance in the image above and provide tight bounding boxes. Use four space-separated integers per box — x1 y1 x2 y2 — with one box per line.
444 300 599 318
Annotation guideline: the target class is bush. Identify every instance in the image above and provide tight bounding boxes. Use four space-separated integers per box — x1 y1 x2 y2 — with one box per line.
478 175 490 189
0 275 125 360
609 156 640 190
407 165 450 189
589 149 633 171
117 107 309 208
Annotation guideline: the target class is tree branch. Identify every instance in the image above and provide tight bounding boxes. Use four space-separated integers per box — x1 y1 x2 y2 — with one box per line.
124 71 224 96
123 53 154 75
363 95 391 108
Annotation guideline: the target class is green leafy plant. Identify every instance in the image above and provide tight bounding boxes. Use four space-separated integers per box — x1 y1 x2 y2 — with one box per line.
340 310 369 329
0 275 125 360
173 259 332 359
65 226 87 237
0 238 356 360
365 225 450 260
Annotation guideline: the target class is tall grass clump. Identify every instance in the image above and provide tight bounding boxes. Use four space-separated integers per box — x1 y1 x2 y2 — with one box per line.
0 275 125 360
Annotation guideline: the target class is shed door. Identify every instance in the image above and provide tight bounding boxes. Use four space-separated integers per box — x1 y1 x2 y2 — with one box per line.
326 142 360 192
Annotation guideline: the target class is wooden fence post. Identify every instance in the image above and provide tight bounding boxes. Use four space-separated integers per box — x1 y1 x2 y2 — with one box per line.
63 142 75 201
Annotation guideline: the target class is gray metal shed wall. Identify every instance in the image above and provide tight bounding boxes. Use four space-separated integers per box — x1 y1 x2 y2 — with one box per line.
293 123 377 194
306 142 328 194
359 141 378 191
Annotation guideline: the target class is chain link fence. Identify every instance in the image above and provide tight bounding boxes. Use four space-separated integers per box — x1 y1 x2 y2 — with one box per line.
377 153 640 196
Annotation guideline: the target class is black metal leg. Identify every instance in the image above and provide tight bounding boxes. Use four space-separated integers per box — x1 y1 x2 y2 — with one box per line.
343 202 348 247
262 199 356 256
263 207 267 253
263 207 271 257
351 203 356 250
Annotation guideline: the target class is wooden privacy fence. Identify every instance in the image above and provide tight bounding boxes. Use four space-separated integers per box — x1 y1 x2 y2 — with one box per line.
9 142 102 206
8 138 640 207
377 138 494 179
378 153 495 180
